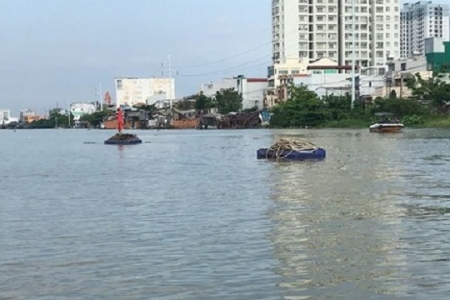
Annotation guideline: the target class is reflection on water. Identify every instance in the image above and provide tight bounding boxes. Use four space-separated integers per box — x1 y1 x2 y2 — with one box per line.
2 128 450 299
267 129 450 299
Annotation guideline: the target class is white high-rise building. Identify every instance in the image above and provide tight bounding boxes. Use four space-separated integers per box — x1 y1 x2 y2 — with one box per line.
400 1 450 58
271 0 400 68
115 77 175 108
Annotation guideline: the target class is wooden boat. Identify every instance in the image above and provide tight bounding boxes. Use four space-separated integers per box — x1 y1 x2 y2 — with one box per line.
369 122 404 133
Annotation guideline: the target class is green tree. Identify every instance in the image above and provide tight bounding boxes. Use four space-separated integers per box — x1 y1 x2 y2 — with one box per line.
214 88 243 114
389 89 397 99
270 84 330 127
195 93 214 110
29 111 71 128
80 110 110 127
371 97 428 117
135 104 157 114
177 100 195 110
322 94 351 120
405 64 450 108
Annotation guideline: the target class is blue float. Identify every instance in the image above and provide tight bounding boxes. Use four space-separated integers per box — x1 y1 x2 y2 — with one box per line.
256 147 326 160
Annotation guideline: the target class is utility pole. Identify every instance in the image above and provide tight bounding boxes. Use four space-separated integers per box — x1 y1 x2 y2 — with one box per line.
351 0 356 109
68 102 71 128
97 83 103 111
168 54 173 110
161 55 177 111
399 73 403 98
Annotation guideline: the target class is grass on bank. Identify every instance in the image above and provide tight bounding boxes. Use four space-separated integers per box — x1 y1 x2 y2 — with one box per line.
270 115 450 129
409 117 450 128
317 119 371 129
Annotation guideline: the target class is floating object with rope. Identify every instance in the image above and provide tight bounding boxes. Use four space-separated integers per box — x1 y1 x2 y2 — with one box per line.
257 138 326 160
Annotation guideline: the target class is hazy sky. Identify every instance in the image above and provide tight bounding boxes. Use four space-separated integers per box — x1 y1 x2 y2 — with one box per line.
0 0 271 114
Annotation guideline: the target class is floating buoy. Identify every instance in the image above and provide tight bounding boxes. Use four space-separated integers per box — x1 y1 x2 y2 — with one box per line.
257 138 326 161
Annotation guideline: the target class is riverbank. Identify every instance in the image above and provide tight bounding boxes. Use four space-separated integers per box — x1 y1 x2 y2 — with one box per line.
303 117 450 129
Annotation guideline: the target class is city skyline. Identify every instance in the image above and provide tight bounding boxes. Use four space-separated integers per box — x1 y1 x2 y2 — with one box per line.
1 0 449 115
0 0 271 114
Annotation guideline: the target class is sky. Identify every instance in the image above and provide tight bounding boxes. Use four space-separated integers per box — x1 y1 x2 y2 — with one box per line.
0 0 271 115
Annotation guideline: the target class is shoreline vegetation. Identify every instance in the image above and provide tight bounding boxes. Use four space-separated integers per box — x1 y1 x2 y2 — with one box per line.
5 65 450 130
269 65 450 129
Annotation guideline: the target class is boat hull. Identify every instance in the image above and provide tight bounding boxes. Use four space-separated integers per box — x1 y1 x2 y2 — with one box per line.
104 138 142 145
257 148 326 160
369 124 404 133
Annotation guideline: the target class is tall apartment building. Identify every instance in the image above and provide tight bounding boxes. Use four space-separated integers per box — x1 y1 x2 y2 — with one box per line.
271 0 400 68
400 1 450 58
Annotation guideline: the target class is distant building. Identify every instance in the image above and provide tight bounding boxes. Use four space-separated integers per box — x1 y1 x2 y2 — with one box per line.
293 70 386 99
272 0 400 67
200 76 268 110
51 108 69 116
401 1 450 58
267 56 309 89
115 77 175 107
0 109 11 124
104 91 112 106
200 78 237 98
424 38 450 71
265 57 354 107
70 102 97 121
147 92 168 105
19 109 35 122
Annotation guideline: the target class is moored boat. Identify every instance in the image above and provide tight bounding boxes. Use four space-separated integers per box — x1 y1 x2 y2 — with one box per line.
370 112 404 133
369 122 404 133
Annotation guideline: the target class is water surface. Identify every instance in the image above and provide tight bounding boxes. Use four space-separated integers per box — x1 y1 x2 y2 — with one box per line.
1 128 450 299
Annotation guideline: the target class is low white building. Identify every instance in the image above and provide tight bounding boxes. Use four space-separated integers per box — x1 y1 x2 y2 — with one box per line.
200 76 268 110
0 109 16 125
147 92 168 106
293 71 386 99
200 78 237 97
267 56 309 89
115 77 175 108
70 102 97 121
19 109 35 122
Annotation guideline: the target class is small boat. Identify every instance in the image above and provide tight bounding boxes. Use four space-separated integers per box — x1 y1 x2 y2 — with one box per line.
370 112 404 133
369 122 404 133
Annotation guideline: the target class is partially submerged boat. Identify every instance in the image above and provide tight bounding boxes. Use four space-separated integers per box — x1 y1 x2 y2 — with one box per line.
257 138 326 160
370 113 404 133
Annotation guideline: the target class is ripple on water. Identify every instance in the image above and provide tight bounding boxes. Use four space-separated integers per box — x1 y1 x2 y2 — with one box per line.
2 129 450 299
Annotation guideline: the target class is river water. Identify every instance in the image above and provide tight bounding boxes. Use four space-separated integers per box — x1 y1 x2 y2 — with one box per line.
1 128 450 299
